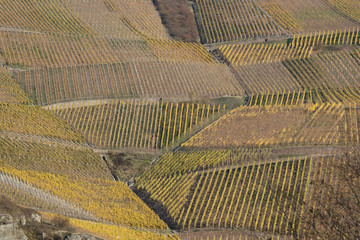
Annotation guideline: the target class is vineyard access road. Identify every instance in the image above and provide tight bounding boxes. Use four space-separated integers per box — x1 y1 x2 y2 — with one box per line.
0 131 87 148
173 145 357 176
0 27 42 34
203 34 290 51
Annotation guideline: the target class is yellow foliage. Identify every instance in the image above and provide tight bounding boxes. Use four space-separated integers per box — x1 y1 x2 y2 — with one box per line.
0 135 111 180
42 213 174 240
327 0 360 22
0 72 31 104
0 166 168 229
260 3 302 32
0 103 83 143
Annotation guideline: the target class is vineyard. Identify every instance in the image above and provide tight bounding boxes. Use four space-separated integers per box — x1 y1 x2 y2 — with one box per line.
0 165 167 229
0 32 215 69
49 99 226 150
0 0 169 40
0 134 111 179
181 103 360 148
0 69 31 104
137 148 360 238
41 212 179 240
0 59 173 238
220 41 313 65
14 61 243 105
195 0 285 43
137 149 271 179
217 30 360 102
68 0 170 40
0 170 99 221
229 47 360 98
0 102 83 142
195 0 359 43
136 151 315 236
0 0 359 239
256 0 360 34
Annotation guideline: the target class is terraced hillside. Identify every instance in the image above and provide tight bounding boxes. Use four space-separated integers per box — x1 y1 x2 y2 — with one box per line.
136 147 359 238
0 66 176 239
195 0 359 43
48 100 226 150
0 0 359 239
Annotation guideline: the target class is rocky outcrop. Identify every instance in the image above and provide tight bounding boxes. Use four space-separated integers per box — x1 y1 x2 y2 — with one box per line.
0 214 28 240
0 196 104 240
52 231 103 240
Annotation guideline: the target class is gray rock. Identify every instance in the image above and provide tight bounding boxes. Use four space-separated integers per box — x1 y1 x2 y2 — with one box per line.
53 230 71 239
20 215 26 226
66 233 104 240
0 214 13 225
31 213 42 223
0 214 27 240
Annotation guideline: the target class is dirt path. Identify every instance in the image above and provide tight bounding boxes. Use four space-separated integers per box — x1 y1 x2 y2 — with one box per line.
42 96 202 110
0 27 42 34
0 131 88 148
203 34 290 51
42 98 163 110
210 49 251 104
270 145 354 158
172 145 356 176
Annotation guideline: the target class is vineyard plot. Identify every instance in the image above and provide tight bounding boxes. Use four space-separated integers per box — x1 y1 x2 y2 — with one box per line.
0 135 111 180
0 70 31 104
220 42 360 104
136 156 313 236
0 0 170 40
16 61 244 105
0 165 168 229
182 104 354 148
233 62 301 95
0 171 99 222
0 0 92 36
256 0 359 35
131 61 244 100
0 103 83 142
325 0 360 23
284 50 360 92
0 32 214 69
69 0 170 39
14 63 139 105
0 32 153 68
195 0 285 43
219 41 313 65
51 100 226 150
137 149 271 180
180 158 311 234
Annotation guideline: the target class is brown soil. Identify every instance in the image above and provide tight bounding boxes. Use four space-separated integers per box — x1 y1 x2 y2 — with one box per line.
153 0 200 42
104 150 160 182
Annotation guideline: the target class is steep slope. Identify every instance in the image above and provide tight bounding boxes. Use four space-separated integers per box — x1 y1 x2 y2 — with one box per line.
0 69 175 239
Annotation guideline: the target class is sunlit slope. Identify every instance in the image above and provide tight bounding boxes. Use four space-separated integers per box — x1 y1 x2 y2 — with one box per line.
0 0 169 40
0 69 172 236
